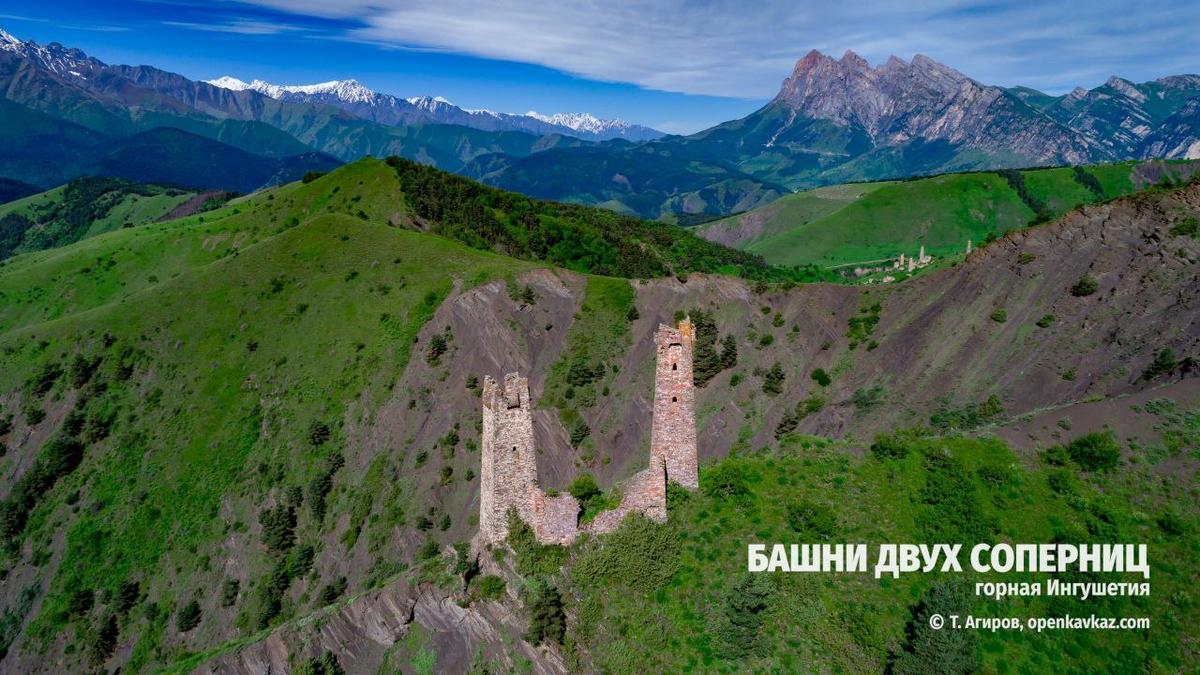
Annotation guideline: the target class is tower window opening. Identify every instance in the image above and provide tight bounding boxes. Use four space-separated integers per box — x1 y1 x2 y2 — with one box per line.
672 363 677 370
672 396 677 402
512 446 517 452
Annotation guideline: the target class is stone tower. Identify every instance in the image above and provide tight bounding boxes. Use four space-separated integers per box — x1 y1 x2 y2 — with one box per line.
649 318 699 488
479 373 540 544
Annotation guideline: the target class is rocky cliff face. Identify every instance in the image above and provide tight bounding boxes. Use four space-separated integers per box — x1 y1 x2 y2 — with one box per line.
1141 98 1200 159
767 50 1093 165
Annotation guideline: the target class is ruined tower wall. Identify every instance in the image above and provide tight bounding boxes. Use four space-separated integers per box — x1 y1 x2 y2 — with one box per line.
533 492 582 545
649 319 699 489
584 456 668 534
479 373 540 544
478 318 699 546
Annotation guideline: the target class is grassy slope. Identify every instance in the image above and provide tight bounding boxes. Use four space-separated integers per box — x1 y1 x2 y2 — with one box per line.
0 181 197 258
698 159 1200 268
0 157 1196 672
562 429 1197 673
0 158 537 668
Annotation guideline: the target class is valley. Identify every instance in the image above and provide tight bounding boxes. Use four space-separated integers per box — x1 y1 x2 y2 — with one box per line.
0 158 1195 672
696 159 1200 268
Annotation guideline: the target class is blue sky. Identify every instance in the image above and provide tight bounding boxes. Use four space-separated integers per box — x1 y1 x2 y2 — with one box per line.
2 1 1197 134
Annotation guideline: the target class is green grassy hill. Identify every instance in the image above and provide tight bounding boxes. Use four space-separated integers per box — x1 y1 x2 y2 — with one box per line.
697 159 1200 268
0 178 211 260
0 158 1195 673
0 158 541 668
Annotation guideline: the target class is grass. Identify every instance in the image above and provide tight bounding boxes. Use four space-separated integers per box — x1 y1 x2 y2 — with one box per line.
561 431 1198 672
698 159 1200 268
0 158 537 669
540 276 635 460
0 178 200 259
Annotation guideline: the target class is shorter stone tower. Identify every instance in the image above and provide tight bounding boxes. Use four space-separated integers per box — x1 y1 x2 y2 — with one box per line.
650 318 699 488
479 373 540 544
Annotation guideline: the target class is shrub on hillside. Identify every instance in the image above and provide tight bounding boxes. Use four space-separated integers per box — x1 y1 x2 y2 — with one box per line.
810 368 831 387
86 613 119 665
1169 217 1198 237
915 449 996 544
471 575 507 600
176 600 201 633
297 652 344 675
317 576 348 606
220 579 240 608
762 362 786 396
702 461 751 501
852 385 885 410
571 514 680 592
786 499 836 540
1142 348 1176 381
1064 431 1121 471
306 420 331 447
1071 274 1098 297
929 395 1004 432
569 420 591 446
870 434 910 460
774 412 799 439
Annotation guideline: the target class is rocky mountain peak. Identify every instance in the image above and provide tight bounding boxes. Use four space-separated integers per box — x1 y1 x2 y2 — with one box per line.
0 27 20 49
840 49 869 70
769 47 1089 164
1104 75 1147 102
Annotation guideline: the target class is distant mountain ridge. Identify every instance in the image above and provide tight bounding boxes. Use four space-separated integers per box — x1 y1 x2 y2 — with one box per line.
1 26 1198 221
203 75 664 141
483 50 1200 218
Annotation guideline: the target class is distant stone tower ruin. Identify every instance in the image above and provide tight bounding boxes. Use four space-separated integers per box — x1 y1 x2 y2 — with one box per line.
650 318 698 488
477 318 699 546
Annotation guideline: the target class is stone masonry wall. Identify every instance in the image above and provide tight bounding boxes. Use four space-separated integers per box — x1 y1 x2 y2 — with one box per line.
479 373 540 544
478 319 697 546
650 318 699 488
584 457 668 534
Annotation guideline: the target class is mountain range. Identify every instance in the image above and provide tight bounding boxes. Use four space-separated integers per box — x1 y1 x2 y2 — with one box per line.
203 76 663 142
0 27 1198 218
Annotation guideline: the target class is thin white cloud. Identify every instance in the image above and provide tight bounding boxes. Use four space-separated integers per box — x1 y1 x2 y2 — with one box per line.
0 13 48 22
163 18 306 35
232 1 1200 97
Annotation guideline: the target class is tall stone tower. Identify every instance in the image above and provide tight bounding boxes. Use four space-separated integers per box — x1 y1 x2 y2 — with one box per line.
649 318 699 489
479 373 540 544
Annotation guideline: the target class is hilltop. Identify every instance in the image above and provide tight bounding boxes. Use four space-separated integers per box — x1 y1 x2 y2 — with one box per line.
0 159 1195 672
0 177 230 260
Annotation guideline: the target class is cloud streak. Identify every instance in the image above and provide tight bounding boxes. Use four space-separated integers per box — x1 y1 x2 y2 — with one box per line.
231 0 1200 98
163 18 306 35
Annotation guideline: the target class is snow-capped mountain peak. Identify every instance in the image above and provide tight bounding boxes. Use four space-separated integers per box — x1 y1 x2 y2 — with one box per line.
0 27 21 50
525 111 634 134
205 76 379 104
205 76 251 91
406 95 453 106
203 73 663 141
0 26 102 78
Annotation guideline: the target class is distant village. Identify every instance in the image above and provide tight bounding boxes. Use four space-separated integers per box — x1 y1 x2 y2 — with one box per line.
839 239 974 283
